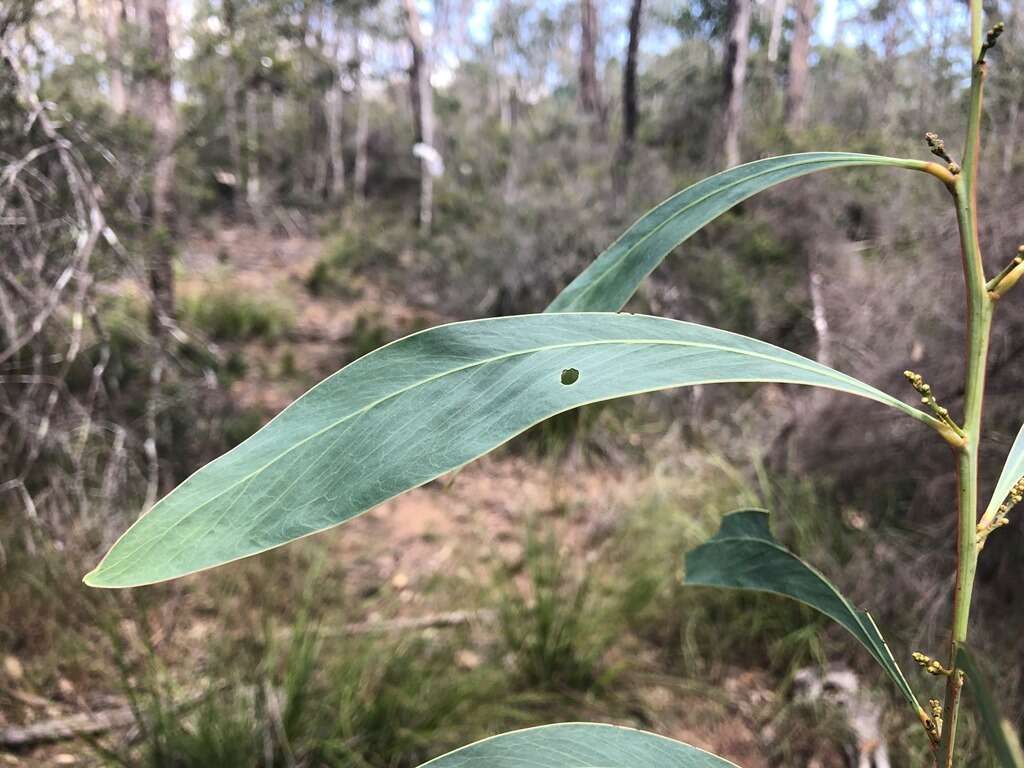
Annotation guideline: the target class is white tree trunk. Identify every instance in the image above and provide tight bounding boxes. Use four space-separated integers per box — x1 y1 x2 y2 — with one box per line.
327 83 346 202
402 0 435 234
104 0 127 114
352 26 369 206
245 88 262 215
767 0 786 62
808 254 832 368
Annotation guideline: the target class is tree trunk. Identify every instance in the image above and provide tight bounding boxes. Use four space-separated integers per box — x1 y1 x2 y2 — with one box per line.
578 0 605 134
622 0 642 149
1003 97 1020 175
245 87 262 217
310 97 329 199
327 84 346 202
224 72 243 213
721 0 751 167
492 20 510 130
502 83 521 203
785 0 816 131
222 0 243 215
807 253 832 368
139 0 176 503
767 0 786 62
614 0 643 197
352 26 368 207
103 0 127 115
326 28 346 204
402 0 434 234
141 0 176 331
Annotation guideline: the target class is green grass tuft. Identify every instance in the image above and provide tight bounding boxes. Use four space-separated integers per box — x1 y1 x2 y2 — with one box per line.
180 285 294 343
496 528 616 693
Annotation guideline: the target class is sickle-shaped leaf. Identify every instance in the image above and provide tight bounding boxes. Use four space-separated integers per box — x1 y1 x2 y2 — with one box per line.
84 314 936 588
684 510 928 725
418 723 741 768
547 153 941 313
955 644 1024 768
984 422 1024 519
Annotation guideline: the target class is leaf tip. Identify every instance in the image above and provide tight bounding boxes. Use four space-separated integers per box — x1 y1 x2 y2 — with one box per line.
82 555 132 589
82 564 125 589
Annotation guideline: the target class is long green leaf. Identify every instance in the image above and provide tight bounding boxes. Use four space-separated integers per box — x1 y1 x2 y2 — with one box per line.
546 152 940 313
684 509 927 724
956 644 1024 768
85 314 935 588
984 422 1024 519
417 723 741 768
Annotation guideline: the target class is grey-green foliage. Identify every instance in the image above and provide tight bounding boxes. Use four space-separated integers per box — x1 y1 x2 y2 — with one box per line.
684 509 924 720
84 313 935 588
418 723 741 768
81 134 1021 767
545 153 939 313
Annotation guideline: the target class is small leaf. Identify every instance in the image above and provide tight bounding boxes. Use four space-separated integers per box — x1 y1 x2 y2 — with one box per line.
684 509 926 721
956 644 1024 768
984 422 1024 520
85 314 936 588
417 723 742 768
547 152 941 313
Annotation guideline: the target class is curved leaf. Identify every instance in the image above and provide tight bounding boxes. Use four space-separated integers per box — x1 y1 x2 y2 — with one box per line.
984 422 1024 519
956 644 1024 768
418 723 741 768
547 153 939 313
85 314 935 588
684 509 927 724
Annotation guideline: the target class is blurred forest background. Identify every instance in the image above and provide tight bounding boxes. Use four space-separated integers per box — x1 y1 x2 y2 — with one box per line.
2 0 1024 764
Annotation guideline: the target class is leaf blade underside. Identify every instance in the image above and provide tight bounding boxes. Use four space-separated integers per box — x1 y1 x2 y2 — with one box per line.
418 723 742 768
547 152 937 313
684 509 926 722
85 314 932 588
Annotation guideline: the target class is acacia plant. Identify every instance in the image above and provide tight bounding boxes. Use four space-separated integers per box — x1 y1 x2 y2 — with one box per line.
86 5 1023 766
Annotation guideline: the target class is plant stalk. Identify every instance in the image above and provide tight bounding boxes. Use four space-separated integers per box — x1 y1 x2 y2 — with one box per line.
939 4 991 762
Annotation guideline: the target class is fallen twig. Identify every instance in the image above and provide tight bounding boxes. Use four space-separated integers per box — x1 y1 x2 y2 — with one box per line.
0 706 135 748
323 608 497 636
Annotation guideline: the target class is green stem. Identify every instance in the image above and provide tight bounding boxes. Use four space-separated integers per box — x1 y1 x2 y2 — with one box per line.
939 188 991 768
962 36 985 193
939 3 991 757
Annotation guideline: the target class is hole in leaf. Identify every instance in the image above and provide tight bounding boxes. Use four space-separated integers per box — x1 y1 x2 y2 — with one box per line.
560 368 580 386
